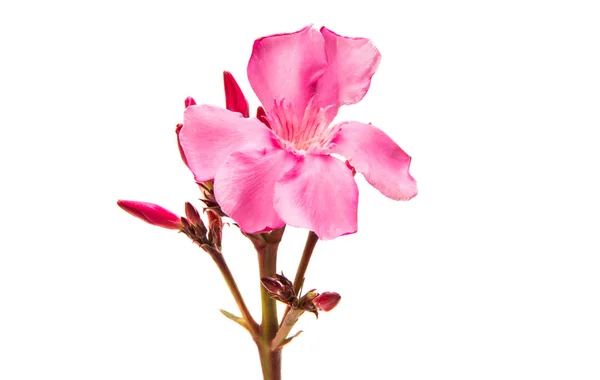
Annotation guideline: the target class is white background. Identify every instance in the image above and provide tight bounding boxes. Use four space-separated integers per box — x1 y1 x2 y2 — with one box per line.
1 0 599 379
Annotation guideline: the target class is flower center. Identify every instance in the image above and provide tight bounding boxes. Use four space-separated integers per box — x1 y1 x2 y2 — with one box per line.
267 100 339 154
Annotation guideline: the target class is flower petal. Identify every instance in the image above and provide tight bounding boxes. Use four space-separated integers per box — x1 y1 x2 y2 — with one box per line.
274 154 358 240
179 105 276 182
214 147 298 233
247 25 327 122
329 122 417 201
313 27 381 119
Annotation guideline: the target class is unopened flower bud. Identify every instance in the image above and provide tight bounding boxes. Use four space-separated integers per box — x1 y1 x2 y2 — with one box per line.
184 96 197 108
182 202 207 239
184 202 201 225
261 273 296 304
261 277 284 295
313 292 341 312
273 273 293 288
180 217 191 230
223 71 249 117
117 200 182 230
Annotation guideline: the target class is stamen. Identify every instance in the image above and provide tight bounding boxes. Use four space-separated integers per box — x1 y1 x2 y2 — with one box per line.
266 99 338 154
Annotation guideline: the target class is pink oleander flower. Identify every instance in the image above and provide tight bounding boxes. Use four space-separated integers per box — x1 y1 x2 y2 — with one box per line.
117 200 182 230
178 25 417 240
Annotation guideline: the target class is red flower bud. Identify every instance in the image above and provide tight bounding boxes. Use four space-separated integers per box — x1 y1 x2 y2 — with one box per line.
261 277 284 295
223 71 249 118
256 106 271 128
261 273 297 304
184 202 201 225
313 292 341 312
184 96 197 108
117 200 182 230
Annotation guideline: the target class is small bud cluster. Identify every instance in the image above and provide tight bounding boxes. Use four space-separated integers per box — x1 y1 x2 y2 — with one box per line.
261 273 295 304
261 273 341 318
180 202 223 251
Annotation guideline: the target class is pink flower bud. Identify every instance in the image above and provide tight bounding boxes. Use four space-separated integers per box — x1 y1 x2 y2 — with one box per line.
313 292 341 312
223 71 249 118
117 200 182 230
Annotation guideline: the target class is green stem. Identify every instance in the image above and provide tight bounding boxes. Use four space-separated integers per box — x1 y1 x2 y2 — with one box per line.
255 227 285 380
258 243 279 338
203 245 259 336
257 339 281 380
281 231 319 324
292 231 319 295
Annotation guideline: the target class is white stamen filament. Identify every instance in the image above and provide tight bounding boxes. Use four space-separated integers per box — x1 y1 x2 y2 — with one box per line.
267 99 338 154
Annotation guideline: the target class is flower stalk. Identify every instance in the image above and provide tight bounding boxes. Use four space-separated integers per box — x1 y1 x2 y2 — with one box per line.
281 231 319 324
252 227 285 380
202 244 259 335
292 231 319 295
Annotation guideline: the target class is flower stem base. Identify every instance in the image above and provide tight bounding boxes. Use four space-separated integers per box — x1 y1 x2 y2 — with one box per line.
257 340 282 380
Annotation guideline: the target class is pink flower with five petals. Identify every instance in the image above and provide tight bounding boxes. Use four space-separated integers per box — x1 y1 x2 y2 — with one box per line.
178 25 417 240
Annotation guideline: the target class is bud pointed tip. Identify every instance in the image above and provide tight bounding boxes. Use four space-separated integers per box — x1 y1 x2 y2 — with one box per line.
223 71 250 117
184 96 196 108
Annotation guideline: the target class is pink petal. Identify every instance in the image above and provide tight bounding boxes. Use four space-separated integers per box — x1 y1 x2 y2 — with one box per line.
223 71 250 118
247 25 327 123
329 122 417 201
274 154 358 240
179 105 276 182
117 200 182 230
313 27 381 119
214 148 298 233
